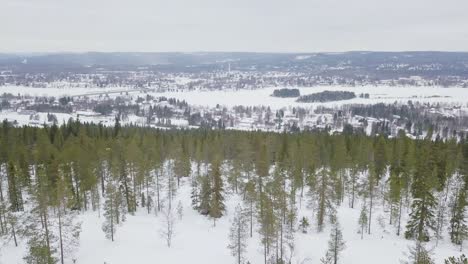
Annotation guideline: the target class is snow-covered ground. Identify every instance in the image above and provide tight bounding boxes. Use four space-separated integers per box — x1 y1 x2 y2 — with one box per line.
152 86 468 109
2 86 467 110
1 178 462 264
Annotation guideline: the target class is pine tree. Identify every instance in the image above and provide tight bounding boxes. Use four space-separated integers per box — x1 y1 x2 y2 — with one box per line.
55 169 81 264
6 161 23 212
389 138 405 234
23 166 56 264
209 159 225 222
444 254 467 264
102 179 126 241
165 160 177 210
321 218 346 264
299 217 310 234
244 180 256 238
258 191 276 264
190 171 200 211
405 142 438 242
227 204 249 264
198 174 211 215
313 168 335 232
358 204 368 239
0 200 20 247
173 141 191 187
403 241 434 264
449 184 467 246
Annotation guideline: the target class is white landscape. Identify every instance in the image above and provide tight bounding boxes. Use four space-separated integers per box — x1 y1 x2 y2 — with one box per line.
0 84 467 264
154 86 468 109
2 0 468 262
1 176 463 264
2 85 468 109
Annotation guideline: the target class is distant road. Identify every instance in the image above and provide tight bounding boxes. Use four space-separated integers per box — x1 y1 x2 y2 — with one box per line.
71 88 156 98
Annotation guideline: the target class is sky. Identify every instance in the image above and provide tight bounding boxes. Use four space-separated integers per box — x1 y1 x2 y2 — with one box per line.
1 0 468 53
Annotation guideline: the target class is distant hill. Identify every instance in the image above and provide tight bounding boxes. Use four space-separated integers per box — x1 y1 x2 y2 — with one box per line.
1 52 468 86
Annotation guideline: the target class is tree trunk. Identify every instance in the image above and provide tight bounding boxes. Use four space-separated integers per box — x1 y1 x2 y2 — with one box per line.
43 210 52 262
237 223 241 264
11 222 18 247
250 200 253 237
397 197 402 236
156 168 161 212
58 207 64 264
368 185 373 234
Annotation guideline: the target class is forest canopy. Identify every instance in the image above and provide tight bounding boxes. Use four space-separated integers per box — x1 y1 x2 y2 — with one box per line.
271 88 300 98
0 119 467 263
296 90 356 102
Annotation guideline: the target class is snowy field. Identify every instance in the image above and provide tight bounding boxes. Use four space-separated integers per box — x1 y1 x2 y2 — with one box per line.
2 86 468 110
153 86 468 109
0 178 462 264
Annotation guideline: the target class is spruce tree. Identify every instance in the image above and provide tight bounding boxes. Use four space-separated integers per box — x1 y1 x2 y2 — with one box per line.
209 159 225 221
405 142 437 242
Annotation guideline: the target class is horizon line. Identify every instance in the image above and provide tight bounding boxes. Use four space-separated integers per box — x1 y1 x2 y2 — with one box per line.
2 50 468 55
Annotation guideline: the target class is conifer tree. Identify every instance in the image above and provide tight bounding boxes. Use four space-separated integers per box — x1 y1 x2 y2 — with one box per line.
403 241 434 264
405 142 437 242
449 183 467 246
55 168 81 264
321 218 346 264
444 254 467 264
299 217 310 234
312 168 335 232
102 179 126 241
23 166 56 264
198 174 211 215
7 161 23 212
0 199 20 247
209 159 225 223
244 180 256 237
228 204 249 264
358 204 368 239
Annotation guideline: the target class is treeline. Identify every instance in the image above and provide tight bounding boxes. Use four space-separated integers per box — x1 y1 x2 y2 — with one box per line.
0 120 467 263
271 89 300 98
296 90 356 103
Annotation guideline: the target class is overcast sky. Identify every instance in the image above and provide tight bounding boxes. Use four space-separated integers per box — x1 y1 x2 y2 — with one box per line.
1 0 468 52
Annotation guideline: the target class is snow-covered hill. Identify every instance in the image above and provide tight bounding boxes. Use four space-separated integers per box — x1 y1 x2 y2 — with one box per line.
1 177 462 264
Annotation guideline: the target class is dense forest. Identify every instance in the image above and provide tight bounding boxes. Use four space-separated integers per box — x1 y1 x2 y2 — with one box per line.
0 119 467 264
297 91 356 103
271 89 300 98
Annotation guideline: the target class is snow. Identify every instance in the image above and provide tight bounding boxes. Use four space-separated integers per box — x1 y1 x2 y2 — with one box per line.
2 86 467 110
0 85 467 263
1 178 462 264
152 86 468 109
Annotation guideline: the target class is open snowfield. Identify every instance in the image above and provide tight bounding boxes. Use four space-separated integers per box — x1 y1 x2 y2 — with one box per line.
1 178 462 264
153 86 468 109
